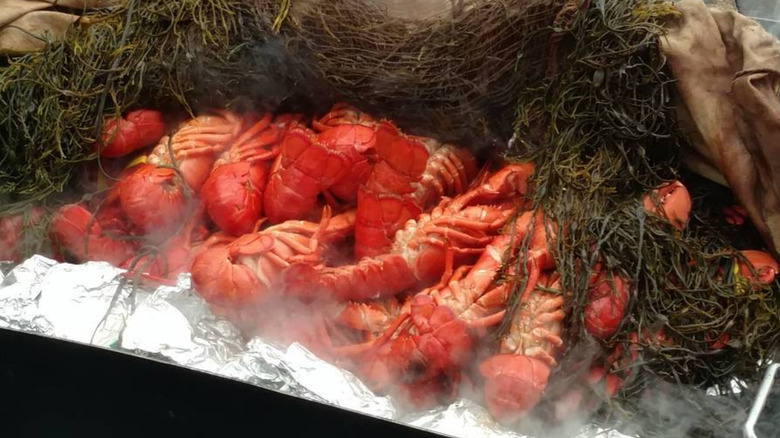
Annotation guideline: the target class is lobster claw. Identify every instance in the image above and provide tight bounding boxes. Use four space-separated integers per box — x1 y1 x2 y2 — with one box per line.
641 180 692 231
583 271 629 340
737 250 778 284
96 109 166 158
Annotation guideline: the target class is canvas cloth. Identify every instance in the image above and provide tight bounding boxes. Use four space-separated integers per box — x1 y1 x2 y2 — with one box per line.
661 0 780 257
0 0 121 54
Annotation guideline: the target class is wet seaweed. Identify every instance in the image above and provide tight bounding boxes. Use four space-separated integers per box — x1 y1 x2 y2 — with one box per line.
500 0 779 432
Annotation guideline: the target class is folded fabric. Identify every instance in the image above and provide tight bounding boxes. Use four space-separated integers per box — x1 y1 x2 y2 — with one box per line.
661 0 780 257
0 0 122 54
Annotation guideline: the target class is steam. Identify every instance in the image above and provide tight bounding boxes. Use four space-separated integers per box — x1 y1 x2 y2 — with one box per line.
752 372 780 438
180 35 332 119
615 378 750 438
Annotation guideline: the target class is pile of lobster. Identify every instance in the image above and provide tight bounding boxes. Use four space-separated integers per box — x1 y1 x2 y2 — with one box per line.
6 104 777 424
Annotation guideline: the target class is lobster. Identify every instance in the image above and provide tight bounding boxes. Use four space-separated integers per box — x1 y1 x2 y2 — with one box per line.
263 105 378 224
311 102 376 131
574 180 692 339
49 203 138 267
95 109 166 158
200 113 298 236
313 104 378 206
479 273 566 424
120 212 210 282
354 121 478 259
147 111 245 193
642 180 692 231
282 164 535 302
735 250 778 284
190 207 355 308
200 162 268 236
212 113 299 167
583 269 629 340
0 207 47 263
116 163 192 237
114 111 245 235
326 209 557 406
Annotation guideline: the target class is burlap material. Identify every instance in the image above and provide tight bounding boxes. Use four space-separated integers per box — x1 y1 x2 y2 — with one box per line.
660 0 780 257
0 0 121 54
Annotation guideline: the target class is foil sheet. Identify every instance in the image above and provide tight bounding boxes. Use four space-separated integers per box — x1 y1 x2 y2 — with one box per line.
0 256 134 345
0 256 632 438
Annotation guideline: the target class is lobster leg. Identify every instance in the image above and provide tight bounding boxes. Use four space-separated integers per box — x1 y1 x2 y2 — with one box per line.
416 226 495 247
232 114 272 146
447 163 535 211
172 135 238 148
461 283 511 328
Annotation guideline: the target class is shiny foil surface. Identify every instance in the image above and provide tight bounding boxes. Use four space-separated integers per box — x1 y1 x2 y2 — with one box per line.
0 256 632 438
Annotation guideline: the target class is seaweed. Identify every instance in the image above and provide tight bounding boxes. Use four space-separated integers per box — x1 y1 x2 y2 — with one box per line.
502 0 779 433
0 0 323 214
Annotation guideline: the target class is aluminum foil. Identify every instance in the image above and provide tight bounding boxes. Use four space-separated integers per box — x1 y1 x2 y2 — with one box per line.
0 256 134 345
0 256 631 438
120 274 245 373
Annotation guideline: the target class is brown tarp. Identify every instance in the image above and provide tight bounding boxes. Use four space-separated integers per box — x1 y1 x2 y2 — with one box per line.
661 0 780 258
0 1 120 54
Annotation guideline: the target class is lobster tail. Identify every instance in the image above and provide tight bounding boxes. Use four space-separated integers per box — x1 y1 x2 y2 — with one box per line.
479 355 551 424
264 125 352 223
283 253 417 301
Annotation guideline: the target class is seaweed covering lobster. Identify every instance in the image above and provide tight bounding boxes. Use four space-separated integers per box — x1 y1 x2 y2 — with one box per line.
36 103 780 427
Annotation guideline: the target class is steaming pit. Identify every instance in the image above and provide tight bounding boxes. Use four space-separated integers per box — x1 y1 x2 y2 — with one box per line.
1 0 780 437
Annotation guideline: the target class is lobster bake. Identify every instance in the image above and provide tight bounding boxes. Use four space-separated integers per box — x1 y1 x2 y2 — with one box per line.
15 102 774 425
4 1 780 436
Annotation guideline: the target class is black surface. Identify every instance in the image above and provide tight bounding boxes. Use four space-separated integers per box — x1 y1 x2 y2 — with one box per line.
0 328 441 437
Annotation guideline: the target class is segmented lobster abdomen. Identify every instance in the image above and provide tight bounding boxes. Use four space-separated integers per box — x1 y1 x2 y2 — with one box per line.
283 253 417 301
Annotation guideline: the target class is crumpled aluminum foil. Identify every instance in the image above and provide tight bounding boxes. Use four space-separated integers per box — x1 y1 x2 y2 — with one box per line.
0 255 134 346
0 256 632 438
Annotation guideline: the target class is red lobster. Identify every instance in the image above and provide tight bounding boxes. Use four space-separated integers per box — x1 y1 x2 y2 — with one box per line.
263 105 378 224
327 209 556 406
146 111 245 193
201 113 299 236
736 250 778 284
190 207 355 308
354 121 478 259
120 213 210 282
0 207 47 263
479 273 565 424
49 203 138 267
95 109 166 158
114 112 245 236
283 164 535 302
583 269 629 340
642 180 692 231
